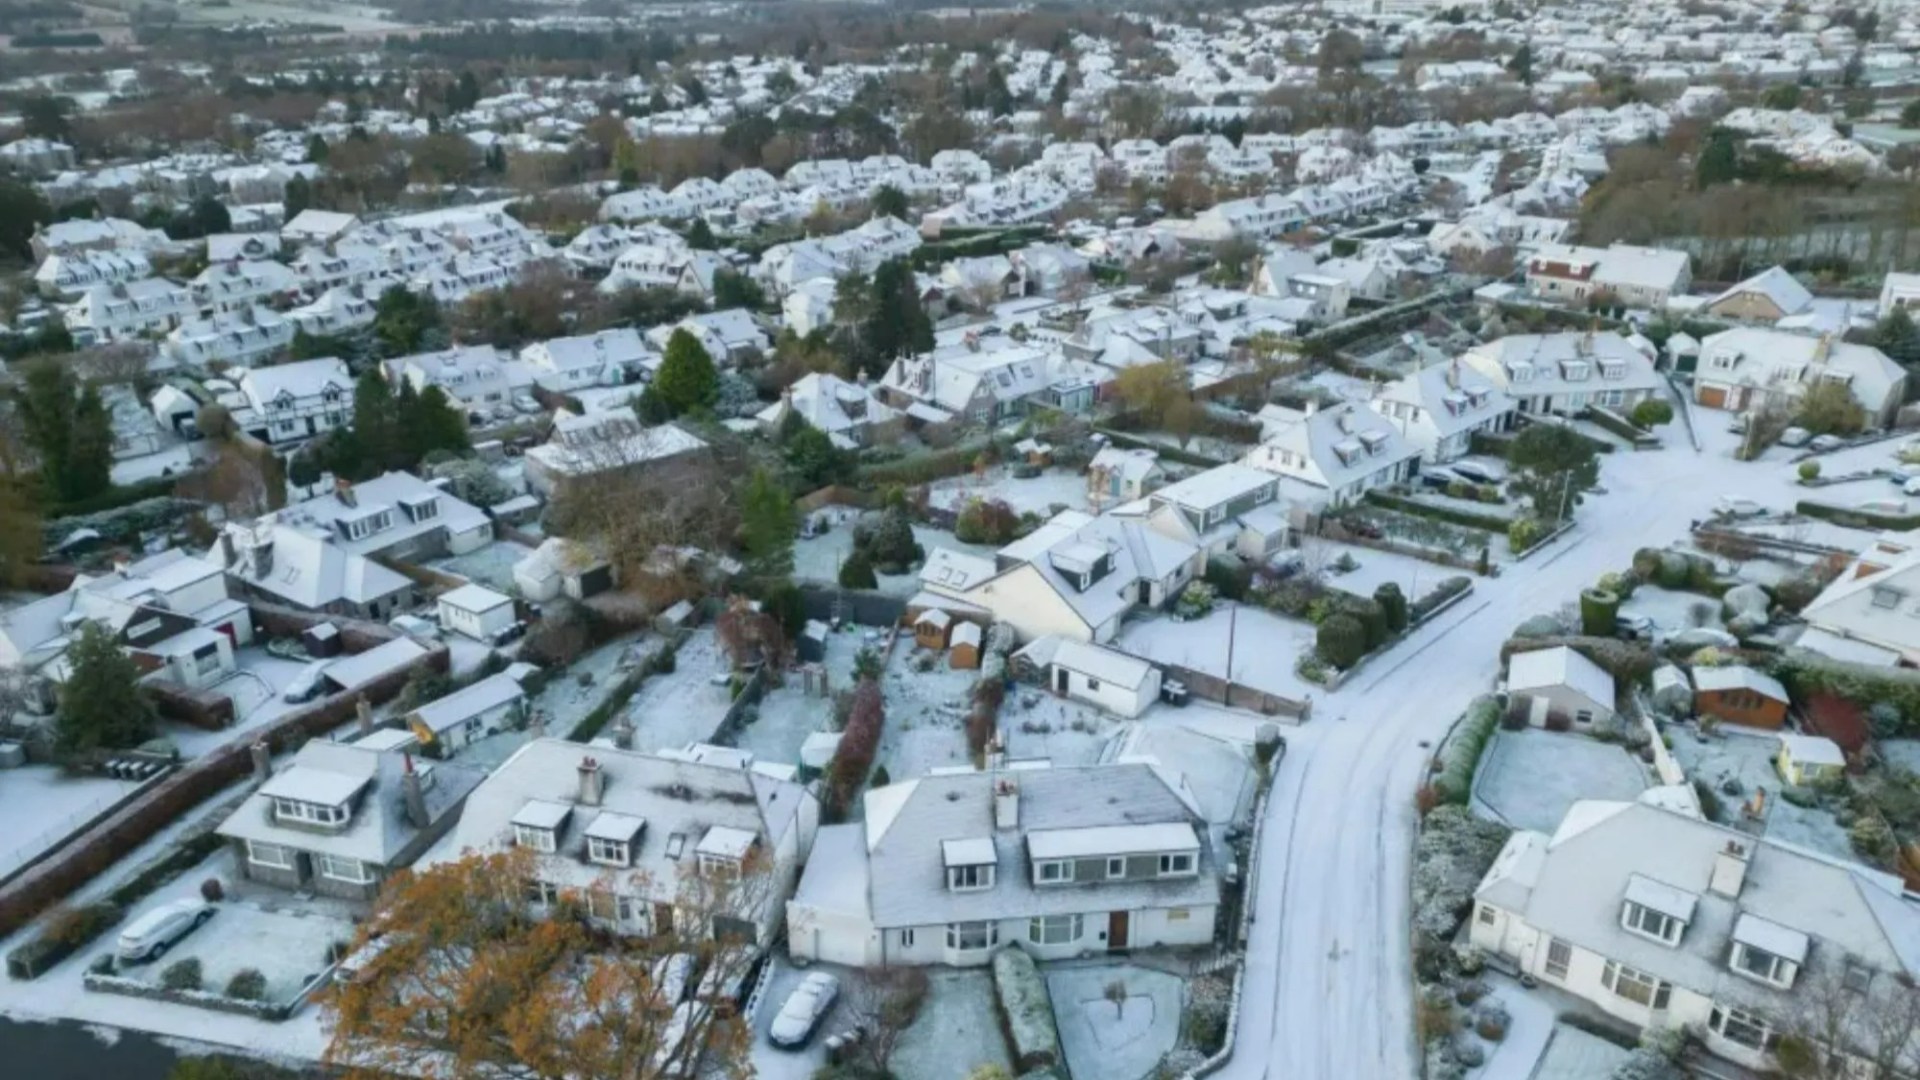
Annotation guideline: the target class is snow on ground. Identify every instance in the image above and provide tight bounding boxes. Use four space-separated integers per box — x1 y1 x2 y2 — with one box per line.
1317 540 1470 603
0 766 144 880
444 635 496 679
745 956 836 1080
1471 729 1649 833
1668 726 1852 861
1527 1023 1631 1080
621 628 733 750
428 540 536 595
1464 974 1556 1080
517 633 649 742
1047 962 1184 1080
1880 739 1920 773
111 891 347 1003
1116 606 1316 704
1618 585 1722 634
793 520 996 595
890 968 1013 1080
924 466 1090 517
731 626 867 767
874 644 980 785
110 443 198 487
169 652 315 758
999 685 1122 766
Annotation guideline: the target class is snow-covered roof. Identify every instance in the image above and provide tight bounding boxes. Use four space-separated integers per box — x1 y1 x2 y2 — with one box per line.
1508 645 1615 707
438 583 512 614
411 672 525 735
1777 732 1844 768
1026 821 1199 860
324 637 431 692
1691 663 1788 702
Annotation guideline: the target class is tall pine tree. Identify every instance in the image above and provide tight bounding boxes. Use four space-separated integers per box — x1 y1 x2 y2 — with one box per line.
14 359 113 504
352 368 400 477
653 329 719 416
55 620 157 758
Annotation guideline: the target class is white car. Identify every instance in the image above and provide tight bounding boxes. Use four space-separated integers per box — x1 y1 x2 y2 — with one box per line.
282 659 331 703
1810 434 1845 453
652 953 696 1008
769 971 840 1049
1449 460 1507 485
1859 497 1910 516
1714 496 1765 519
117 899 213 963
1778 426 1812 447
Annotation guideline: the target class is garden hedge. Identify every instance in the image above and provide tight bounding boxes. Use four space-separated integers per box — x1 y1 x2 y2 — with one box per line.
1365 490 1509 533
1431 696 1501 806
1794 499 1920 532
1774 649 1920 732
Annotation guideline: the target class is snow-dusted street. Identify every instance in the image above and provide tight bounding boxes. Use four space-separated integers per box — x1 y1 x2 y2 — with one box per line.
1220 418 1833 1080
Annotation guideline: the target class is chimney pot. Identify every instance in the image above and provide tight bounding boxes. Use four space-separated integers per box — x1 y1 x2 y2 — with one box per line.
993 778 1019 831
1708 836 1750 898
356 695 374 735
578 756 605 806
401 753 430 828
249 740 271 782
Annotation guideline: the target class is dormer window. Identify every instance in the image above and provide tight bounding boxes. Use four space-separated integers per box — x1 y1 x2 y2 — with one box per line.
1730 914 1807 989
515 824 558 852
588 836 630 866
1622 901 1683 945
1158 852 1196 876
949 863 994 890
1621 875 1695 947
273 797 348 826
1035 859 1074 885
1872 585 1905 609
511 800 571 852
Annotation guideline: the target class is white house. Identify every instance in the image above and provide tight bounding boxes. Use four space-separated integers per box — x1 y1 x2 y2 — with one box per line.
754 373 900 449
1524 243 1692 310
215 517 416 620
1692 329 1905 429
1472 799 1920 1075
385 344 535 418
1507 645 1616 729
1797 535 1920 667
1242 402 1420 510
1375 361 1517 463
523 412 708 497
436 738 820 947
786 764 1217 967
1012 636 1162 719
1458 332 1665 416
520 329 649 392
64 280 195 343
232 357 354 447
1086 447 1165 509
436 583 517 643
285 472 493 562
408 671 527 751
166 306 295 369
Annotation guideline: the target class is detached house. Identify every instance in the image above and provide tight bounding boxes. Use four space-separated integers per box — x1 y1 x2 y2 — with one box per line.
754 373 901 449
215 518 415 621
219 740 483 899
281 473 493 563
233 357 353 447
438 738 820 947
1797 535 1920 667
385 344 534 419
521 328 649 392
1473 799 1920 1075
787 764 1218 967
1242 402 1420 510
1375 361 1517 463
1524 243 1692 310
1692 330 1904 429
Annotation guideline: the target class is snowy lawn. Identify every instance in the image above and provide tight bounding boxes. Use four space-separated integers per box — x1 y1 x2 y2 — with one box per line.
924 466 1090 517
1526 1023 1631 1080
732 628 868 767
1880 739 1920 773
621 629 733 750
1464 974 1554 1080
998 684 1123 766
108 896 347 1003
1046 962 1184 1080
1472 728 1650 833
427 540 536 595
873 643 981 784
890 968 1014 1080
1315 540 1468 603
1618 585 1722 635
0 765 144 880
521 632 649 739
1116 606 1316 704
171 652 317 758
793 519 997 595
110 443 198 487
1669 726 1853 861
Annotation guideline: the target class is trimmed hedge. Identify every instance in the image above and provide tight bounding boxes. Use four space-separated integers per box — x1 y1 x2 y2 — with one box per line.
991 946 1062 1073
1432 696 1501 806
857 438 994 488
1775 650 1920 732
47 476 188 520
1583 406 1655 447
1366 490 1508 533
1795 499 1920 532
1411 577 1474 623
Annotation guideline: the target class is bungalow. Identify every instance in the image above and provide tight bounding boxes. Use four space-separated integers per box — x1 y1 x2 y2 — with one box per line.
1701 266 1813 324
1798 535 1920 666
1471 799 1920 1075
435 738 820 947
645 309 770 365
1507 645 1616 729
408 671 527 751
520 329 649 392
1127 463 1290 563
1086 447 1165 510
1242 402 1420 511
285 472 493 563
215 518 416 621
1013 636 1163 719
218 740 483 899
522 412 708 498
166 307 295 369
786 764 1217 967
1374 361 1517 463
386 343 535 419
754 373 900 449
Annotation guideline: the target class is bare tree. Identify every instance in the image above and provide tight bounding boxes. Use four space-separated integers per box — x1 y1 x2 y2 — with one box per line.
1775 966 1920 1079
841 966 930 1076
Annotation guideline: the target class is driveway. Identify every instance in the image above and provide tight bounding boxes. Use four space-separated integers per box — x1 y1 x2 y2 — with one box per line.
1216 412 1836 1080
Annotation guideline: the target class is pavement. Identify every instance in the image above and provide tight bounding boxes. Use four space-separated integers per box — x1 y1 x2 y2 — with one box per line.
1216 413 1848 1080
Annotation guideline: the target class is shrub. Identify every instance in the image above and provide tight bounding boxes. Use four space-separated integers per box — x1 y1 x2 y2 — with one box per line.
1508 516 1543 553
1411 805 1511 951
1176 580 1218 619
1375 582 1408 633
45 902 120 948
1411 577 1474 622
1454 1041 1486 1068
1579 588 1619 636
954 498 1021 545
1798 460 1821 481
824 680 885 818
1630 399 1673 428
161 958 203 991
1432 696 1501 805
199 878 224 903
838 549 878 589
225 968 266 1000
1316 614 1368 669
1341 595 1389 650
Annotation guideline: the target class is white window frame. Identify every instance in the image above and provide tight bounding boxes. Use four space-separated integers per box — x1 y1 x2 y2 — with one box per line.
948 863 994 891
1476 904 1497 926
1621 901 1682 946
514 824 557 852
1106 856 1127 880
1602 961 1672 1010
274 798 347 826
1732 943 1795 988
899 928 915 948
945 921 998 951
1544 938 1571 980
1036 859 1072 884
1710 1005 1775 1051
1158 852 1196 877
316 853 372 884
1028 914 1084 946
588 836 630 867
247 840 294 869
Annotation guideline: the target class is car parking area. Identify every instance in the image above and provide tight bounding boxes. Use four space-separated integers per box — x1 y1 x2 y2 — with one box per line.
103 895 349 1003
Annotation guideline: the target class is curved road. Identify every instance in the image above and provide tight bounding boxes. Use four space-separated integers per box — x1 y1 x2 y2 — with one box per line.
1218 423 1817 1080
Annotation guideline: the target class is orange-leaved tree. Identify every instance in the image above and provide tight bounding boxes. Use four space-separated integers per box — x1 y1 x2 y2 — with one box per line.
323 847 772 1080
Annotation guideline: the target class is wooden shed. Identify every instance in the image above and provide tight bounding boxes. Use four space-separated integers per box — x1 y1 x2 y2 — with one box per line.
913 608 952 650
1693 664 1790 730
949 621 983 670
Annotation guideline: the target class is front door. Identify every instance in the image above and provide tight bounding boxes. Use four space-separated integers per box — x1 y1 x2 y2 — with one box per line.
1055 667 1069 695
1108 910 1130 950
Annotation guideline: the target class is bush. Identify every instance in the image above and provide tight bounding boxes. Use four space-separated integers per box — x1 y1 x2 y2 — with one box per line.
1411 577 1474 622
1630 399 1673 428
200 878 224 903
1316 613 1369 669
838 549 878 589
225 968 266 1000
954 498 1021 545
1176 580 1218 619
161 958 203 991
1375 582 1409 633
1798 460 1821 482
1411 805 1510 953
1432 696 1501 806
1508 516 1544 553
1580 588 1619 636
1340 595 1389 650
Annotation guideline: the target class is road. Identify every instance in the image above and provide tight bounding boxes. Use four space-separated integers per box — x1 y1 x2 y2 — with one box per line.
1218 419 1826 1080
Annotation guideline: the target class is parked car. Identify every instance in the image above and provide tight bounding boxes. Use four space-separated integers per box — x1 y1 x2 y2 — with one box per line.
282 659 332 703
1778 426 1812 447
117 899 213 963
1901 478 1920 498
1809 434 1844 453
1889 466 1920 487
1345 519 1384 540
1858 497 1910 515
1418 467 1461 490
1615 613 1654 640
769 971 840 1049
1714 496 1765 519
1727 414 1749 435
1267 550 1306 579
1449 460 1507 485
